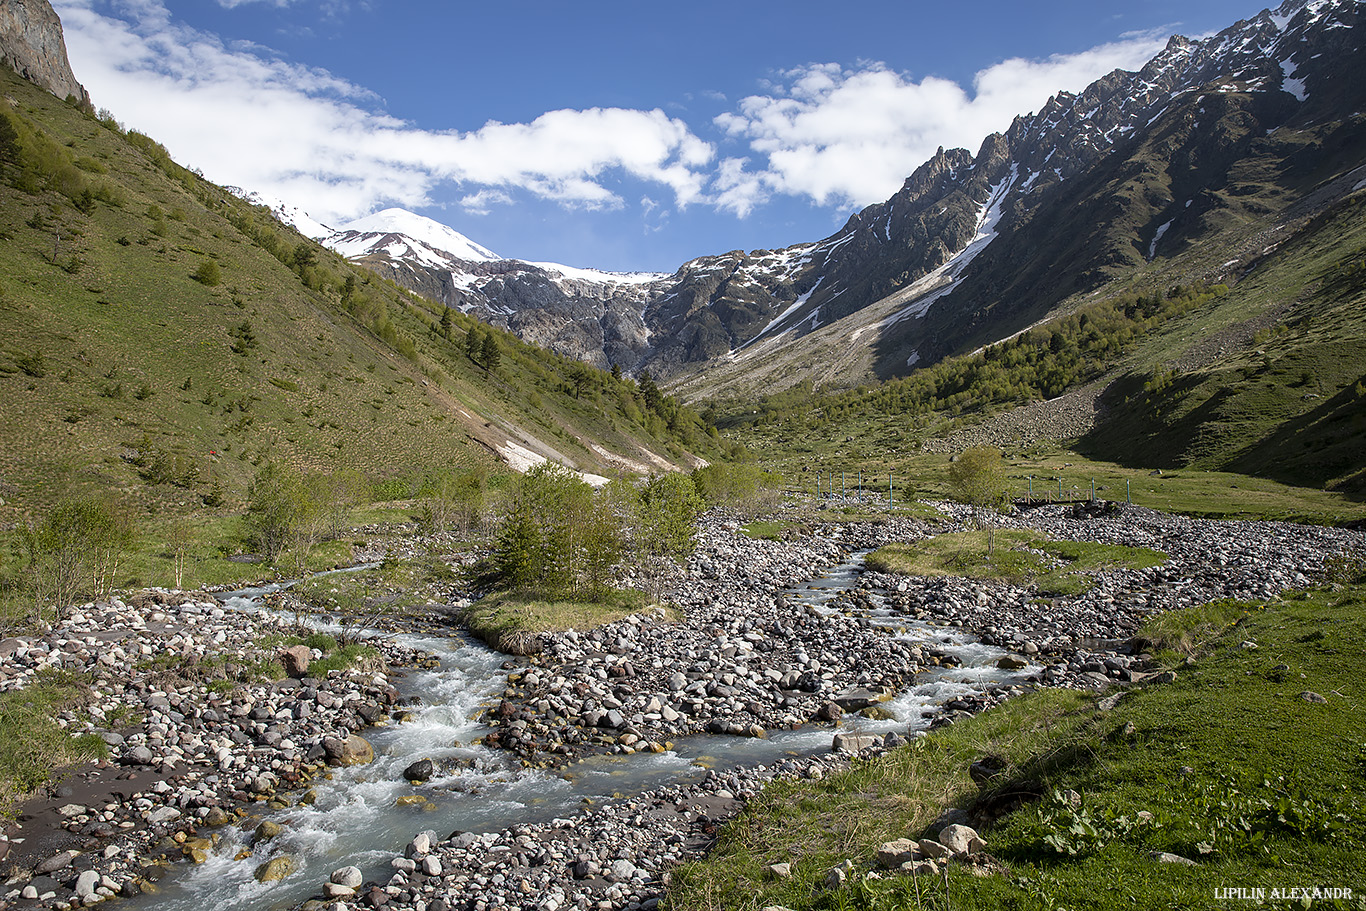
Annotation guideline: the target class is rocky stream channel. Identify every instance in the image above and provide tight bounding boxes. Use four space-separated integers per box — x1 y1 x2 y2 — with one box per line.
1 503 1361 911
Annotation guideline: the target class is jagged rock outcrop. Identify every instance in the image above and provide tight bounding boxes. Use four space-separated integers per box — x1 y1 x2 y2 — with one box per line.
0 0 89 106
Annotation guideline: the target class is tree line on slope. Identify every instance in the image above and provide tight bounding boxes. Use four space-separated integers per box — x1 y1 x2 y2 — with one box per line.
727 283 1229 431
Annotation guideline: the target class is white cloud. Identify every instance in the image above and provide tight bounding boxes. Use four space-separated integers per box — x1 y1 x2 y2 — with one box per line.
711 32 1168 214
53 1 1174 231
54 0 714 225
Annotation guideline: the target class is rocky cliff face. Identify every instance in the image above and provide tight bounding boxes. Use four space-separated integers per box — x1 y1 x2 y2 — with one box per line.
0 0 89 106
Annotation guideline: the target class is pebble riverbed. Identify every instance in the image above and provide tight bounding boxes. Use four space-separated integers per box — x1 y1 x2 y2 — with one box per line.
1 502 1361 911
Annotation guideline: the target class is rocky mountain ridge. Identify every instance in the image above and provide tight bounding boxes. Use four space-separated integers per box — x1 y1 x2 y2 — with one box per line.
0 0 88 106
309 0 1363 387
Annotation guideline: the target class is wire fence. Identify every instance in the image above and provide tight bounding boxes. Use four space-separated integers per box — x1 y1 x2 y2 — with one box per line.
800 470 1140 508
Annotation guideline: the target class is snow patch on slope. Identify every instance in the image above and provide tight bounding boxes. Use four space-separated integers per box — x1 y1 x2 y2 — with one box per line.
1278 58 1309 101
525 262 668 286
741 278 825 348
497 441 609 487
879 164 1019 329
232 189 334 239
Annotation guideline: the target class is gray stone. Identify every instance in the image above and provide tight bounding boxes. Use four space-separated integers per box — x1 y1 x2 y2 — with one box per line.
875 838 917 868
75 869 101 900
331 866 364 888
35 849 80 874
120 745 155 766
917 838 952 860
833 687 885 711
1300 691 1328 704
939 824 986 856
1152 851 1198 866
147 806 181 824
832 731 881 753
607 858 637 882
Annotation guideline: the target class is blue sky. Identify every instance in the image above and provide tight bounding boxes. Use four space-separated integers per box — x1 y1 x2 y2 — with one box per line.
56 0 1273 272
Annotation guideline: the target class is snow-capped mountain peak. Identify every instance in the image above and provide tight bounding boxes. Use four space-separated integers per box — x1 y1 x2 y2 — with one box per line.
327 208 502 264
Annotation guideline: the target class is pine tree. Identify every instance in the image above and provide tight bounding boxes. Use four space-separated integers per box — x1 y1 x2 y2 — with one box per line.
481 332 501 371
440 305 453 339
466 327 483 362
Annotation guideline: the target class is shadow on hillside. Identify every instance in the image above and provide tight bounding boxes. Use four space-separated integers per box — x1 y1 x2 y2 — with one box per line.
1222 375 1366 501
1074 373 1237 471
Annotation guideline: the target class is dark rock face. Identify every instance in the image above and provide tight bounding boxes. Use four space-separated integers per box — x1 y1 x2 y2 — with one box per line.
0 0 90 106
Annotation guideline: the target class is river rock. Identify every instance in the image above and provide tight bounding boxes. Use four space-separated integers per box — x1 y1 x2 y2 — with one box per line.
324 734 375 767
403 758 434 783
832 731 881 753
35 849 79 874
254 855 297 882
332 865 364 888
75 869 101 901
253 820 283 845
120 745 155 766
833 687 885 710
280 644 312 677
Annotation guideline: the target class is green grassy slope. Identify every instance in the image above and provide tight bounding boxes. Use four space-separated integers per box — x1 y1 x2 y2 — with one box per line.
1078 189 1366 495
0 67 713 521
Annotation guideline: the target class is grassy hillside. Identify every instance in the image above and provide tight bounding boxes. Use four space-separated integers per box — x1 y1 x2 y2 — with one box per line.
0 66 714 525
1079 189 1366 495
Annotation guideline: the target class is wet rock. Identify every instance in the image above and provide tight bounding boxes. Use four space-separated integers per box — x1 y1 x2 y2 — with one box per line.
254 855 297 882
832 687 885 711
253 820 283 845
403 758 434 783
324 734 375 767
